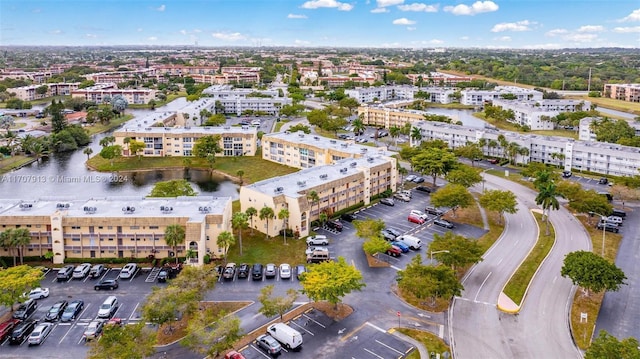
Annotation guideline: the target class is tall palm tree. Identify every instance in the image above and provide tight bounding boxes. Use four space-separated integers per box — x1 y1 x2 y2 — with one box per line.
83 147 93 160
29 141 49 162
477 138 487 157
535 182 560 236
497 134 508 159
259 207 275 239
245 207 257 234
307 191 320 221
0 229 17 266
410 126 422 145
488 139 498 157
11 228 31 265
231 212 248 256
216 231 235 263
389 126 401 147
164 224 185 263
352 118 365 136
278 208 290 245
398 166 408 187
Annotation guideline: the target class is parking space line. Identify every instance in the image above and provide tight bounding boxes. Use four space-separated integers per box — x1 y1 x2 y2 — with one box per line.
302 313 326 328
366 322 387 333
363 347 385 359
289 320 314 336
129 302 140 321
375 339 405 355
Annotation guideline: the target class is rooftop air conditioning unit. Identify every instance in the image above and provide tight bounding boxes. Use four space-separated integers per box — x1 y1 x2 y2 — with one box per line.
330 140 336 144
297 181 307 187
350 162 357 167
274 187 284 193
319 174 328 179
122 206 135 213
367 157 374 162
340 168 348 173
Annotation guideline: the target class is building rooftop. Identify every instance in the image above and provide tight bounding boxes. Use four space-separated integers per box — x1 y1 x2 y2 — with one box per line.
264 131 395 157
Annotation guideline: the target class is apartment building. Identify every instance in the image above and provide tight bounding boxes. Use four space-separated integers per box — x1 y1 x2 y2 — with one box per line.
240 155 397 238
492 99 591 130
71 83 157 104
460 86 543 106
406 72 474 86
201 85 291 115
0 196 232 265
603 83 640 103
11 82 80 101
85 69 157 83
358 105 429 128
346 85 455 104
579 117 640 141
262 131 395 169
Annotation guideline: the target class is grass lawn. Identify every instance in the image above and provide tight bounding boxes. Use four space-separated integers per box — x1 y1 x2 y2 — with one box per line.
476 113 578 139
274 119 290 132
0 155 36 175
503 212 555 306
566 95 640 116
9 122 27 129
84 114 133 136
397 328 450 358
224 228 307 266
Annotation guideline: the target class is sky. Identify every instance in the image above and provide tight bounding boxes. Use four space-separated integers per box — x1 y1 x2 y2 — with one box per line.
1 0 639 49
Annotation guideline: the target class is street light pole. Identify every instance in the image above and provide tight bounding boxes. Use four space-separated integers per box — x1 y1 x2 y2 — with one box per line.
590 211 607 257
430 250 450 265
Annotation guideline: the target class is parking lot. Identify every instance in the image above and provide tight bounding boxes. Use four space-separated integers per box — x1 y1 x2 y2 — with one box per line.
0 265 162 358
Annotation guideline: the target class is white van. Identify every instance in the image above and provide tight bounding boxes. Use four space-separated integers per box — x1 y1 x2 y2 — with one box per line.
97 296 118 318
266 323 303 350
396 235 422 250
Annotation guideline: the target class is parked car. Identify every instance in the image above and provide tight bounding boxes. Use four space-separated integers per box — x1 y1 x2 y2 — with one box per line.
28 322 53 346
265 263 277 279
296 265 307 280
380 229 398 241
341 213 357 222
326 219 343 232
94 279 119 291
252 264 264 280
434 219 454 229
8 320 36 345
237 263 250 279
380 198 395 206
306 246 329 256
224 351 247 359
488 158 499 164
391 241 410 253
56 265 75 282
405 175 417 182
157 269 169 283
408 214 426 224
256 334 282 356
89 264 106 279
415 186 432 193
410 210 428 220
44 300 68 321
562 171 572 178
612 209 627 218
60 299 84 322
307 250 331 263
412 176 425 183
306 235 329 245
425 206 444 216
0 318 21 343
97 296 118 319
386 245 402 257
13 299 37 320
394 192 411 202
598 177 609 185
597 221 620 233
279 263 291 279
223 263 237 280
119 263 138 279
396 235 422 250
606 216 623 225
73 263 92 279
28 287 49 300
83 320 105 341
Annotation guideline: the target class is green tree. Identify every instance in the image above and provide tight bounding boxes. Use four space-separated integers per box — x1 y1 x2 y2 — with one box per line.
193 134 222 159
445 165 482 188
561 250 627 296
0 115 15 131
429 231 483 270
454 143 483 166
216 231 235 262
203 113 227 126
338 97 359 114
287 123 311 134
259 206 275 239
585 330 640 359
430 184 474 217
555 180 583 201
535 182 561 235
307 190 320 221
231 212 248 256
397 255 463 306
83 147 93 160
180 308 242 358
306 109 328 127
87 322 156 359
0 265 44 311
353 218 386 240
410 126 422 144
258 285 298 320
164 224 185 263
148 179 196 197
278 208 290 245
99 145 122 167
300 256 365 309
413 148 458 187
236 170 245 185
478 190 518 224
362 236 391 257
352 117 365 135
128 140 145 161
245 207 258 234
568 190 613 224
142 285 195 332
11 228 31 265
389 126 401 147
0 229 18 266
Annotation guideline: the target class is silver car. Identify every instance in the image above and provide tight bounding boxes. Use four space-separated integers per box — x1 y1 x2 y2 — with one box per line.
83 320 104 341
28 322 53 346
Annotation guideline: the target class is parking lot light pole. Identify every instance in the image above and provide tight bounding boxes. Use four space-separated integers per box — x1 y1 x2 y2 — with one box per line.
430 250 450 265
589 212 607 257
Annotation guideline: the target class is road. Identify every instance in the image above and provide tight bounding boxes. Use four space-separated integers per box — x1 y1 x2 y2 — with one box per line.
450 173 589 359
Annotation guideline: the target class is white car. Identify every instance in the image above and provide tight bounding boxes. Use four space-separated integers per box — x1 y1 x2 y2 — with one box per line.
410 209 429 220
279 263 291 279
28 287 50 300
306 235 329 246
72 263 91 279
119 263 138 279
251 119 261 126
305 246 329 256
405 175 417 182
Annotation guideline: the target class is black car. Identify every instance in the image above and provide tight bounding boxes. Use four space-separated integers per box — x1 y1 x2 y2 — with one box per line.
13 299 37 320
94 279 119 291
341 213 356 222
237 263 250 279
598 177 608 185
415 186 432 193
60 300 84 322
326 219 343 232
434 219 454 229
425 206 444 216
252 263 263 280
9 320 36 345
44 300 68 321
157 269 169 283
296 265 307 280
562 171 572 178
56 265 75 282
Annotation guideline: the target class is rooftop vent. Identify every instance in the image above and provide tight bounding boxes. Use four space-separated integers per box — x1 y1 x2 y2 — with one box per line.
56 203 70 209
361 148 368 152
350 162 357 167
319 174 328 180
199 206 212 213
83 206 97 214
160 206 174 213
122 206 136 213
341 143 348 147
274 187 284 194
330 140 336 144
314 136 319 141
298 134 304 138
340 168 348 173
145 127 152 131
297 180 307 187
367 157 374 162
19 203 33 210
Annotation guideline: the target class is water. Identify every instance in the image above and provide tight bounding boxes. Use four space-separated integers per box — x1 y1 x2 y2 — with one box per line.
426 108 487 128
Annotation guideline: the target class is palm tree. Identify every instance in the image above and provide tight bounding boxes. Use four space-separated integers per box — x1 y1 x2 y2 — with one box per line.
389 126 401 147
164 224 185 263
517 147 529 165
352 117 365 136
535 182 560 236
478 138 487 157
507 142 520 165
410 126 422 145
245 207 258 234
236 170 245 185
497 134 508 159
259 207 275 239
216 231 235 263
11 228 31 265
307 191 320 221
488 139 498 157
398 166 408 187
231 212 248 256
278 208 290 245
0 229 17 266
29 141 49 162
83 147 93 160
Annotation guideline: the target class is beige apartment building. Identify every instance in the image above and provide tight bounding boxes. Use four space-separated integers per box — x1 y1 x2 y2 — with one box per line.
240 155 397 238
12 82 80 101
0 197 232 265
604 84 640 103
358 105 426 128
71 83 157 105
262 131 394 169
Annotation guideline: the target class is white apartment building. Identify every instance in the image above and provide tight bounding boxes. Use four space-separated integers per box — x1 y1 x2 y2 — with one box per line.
492 99 591 130
345 85 454 104
460 86 543 106
71 83 157 104
201 85 291 116
11 82 80 101
262 131 395 169
579 117 640 142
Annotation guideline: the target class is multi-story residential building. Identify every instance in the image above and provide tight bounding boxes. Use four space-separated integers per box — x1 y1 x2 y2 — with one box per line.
201 85 291 115
114 114 257 157
358 105 430 128
460 86 543 106
240 155 397 238
11 82 80 101
603 83 640 102
492 98 591 130
85 69 157 84
406 72 474 86
0 196 232 265
411 120 640 176
579 116 640 142
261 131 395 169
71 83 157 104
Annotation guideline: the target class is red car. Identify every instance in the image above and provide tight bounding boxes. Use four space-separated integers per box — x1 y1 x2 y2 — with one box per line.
0 318 21 342
386 245 402 257
224 350 246 359
408 214 426 224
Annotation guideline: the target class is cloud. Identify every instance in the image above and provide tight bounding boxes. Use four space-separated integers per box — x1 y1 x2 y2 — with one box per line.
288 13 308 19
301 0 354 11
294 39 311 45
564 33 598 42
86 33 97 38
193 29 202 33
577 25 604 33
371 7 389 13
407 27 417 31
147 36 158 41
491 20 534 32
179 29 187 35
211 32 247 41
49 29 62 35
619 8 640 22
444 1 498 15
393 18 416 25
377 0 404 6
522 43 562 50
155 4 165 12
612 26 640 33
398 3 438 12
545 28 567 37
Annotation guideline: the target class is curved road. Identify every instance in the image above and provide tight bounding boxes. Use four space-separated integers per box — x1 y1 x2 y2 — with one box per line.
450 173 590 358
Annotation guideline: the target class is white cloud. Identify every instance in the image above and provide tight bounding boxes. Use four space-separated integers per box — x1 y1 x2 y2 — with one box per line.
428 39 443 44
155 4 165 12
301 0 354 11
545 28 567 37
613 26 640 33
393 18 416 25
495 36 511 41
522 43 562 50
86 33 97 38
49 29 62 35
371 7 389 13
619 8 640 22
377 0 404 6
444 1 498 16
398 3 438 12
491 20 534 32
577 25 604 33
193 29 202 33
147 36 158 41
460 36 469 40
294 39 311 45
288 13 308 19
179 29 187 35
564 33 598 42
211 32 247 41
